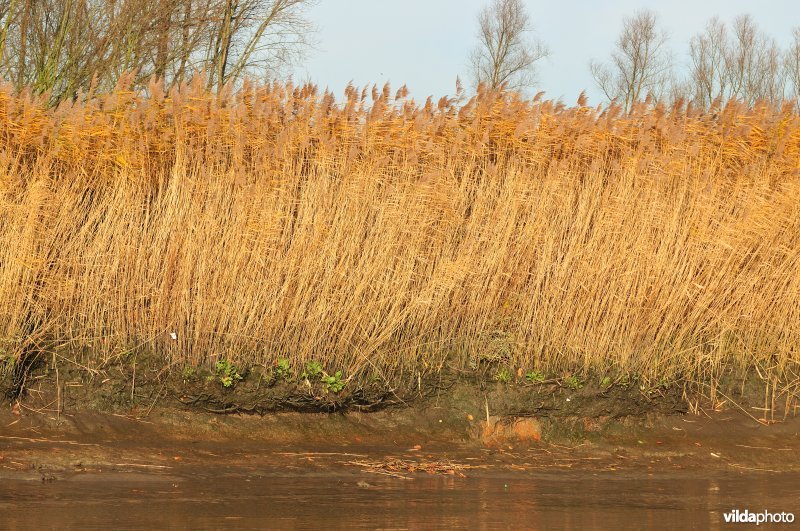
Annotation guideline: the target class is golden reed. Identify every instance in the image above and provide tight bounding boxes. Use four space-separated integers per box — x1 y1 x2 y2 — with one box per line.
1 76 798 397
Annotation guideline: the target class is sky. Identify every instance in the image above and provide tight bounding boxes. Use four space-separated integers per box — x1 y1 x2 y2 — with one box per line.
291 0 800 105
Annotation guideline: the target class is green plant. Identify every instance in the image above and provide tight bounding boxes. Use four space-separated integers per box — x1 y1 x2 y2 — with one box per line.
302 360 323 381
321 371 345 393
0 353 15 376
525 370 546 384
641 377 671 395
600 376 612 388
619 374 633 388
494 367 512 384
563 375 583 390
215 359 242 388
182 366 196 380
274 358 292 380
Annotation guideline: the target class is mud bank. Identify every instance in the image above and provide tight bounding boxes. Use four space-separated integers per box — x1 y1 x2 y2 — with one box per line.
1 403 799 485
2 350 705 417
1 354 798 483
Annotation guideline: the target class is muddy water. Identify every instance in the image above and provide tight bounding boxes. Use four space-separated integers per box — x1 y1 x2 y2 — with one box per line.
2 469 798 529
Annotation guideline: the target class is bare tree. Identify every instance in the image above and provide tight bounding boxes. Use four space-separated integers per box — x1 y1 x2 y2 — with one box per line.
785 27 800 108
203 0 315 92
684 15 787 109
0 0 13 69
590 10 672 111
687 17 729 109
469 0 549 91
0 0 316 105
724 14 784 105
0 0 188 100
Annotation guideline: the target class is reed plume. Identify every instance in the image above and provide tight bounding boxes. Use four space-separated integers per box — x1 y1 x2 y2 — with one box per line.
0 79 798 393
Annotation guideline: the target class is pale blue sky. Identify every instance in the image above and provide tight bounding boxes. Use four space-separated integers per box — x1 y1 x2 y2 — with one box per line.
292 0 799 104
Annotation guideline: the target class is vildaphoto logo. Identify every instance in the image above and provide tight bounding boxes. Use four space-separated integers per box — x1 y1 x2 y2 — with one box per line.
723 509 795 525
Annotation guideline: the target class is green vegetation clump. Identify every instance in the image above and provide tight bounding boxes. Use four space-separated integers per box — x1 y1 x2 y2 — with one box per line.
494 367 512 384
563 375 583 390
274 359 292 380
302 360 323 381
321 371 345 393
182 366 196 380
0 353 14 377
525 371 546 384
215 360 243 388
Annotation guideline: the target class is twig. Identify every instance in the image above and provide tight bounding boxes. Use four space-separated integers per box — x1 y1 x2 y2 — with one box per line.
143 373 170 418
131 355 136 403
278 452 368 458
729 463 781 473
735 444 792 451
110 413 154 424
55 358 60 420
112 463 171 469
0 435 99 446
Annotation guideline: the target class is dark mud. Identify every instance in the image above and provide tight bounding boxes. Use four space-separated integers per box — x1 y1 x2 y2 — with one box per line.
3 353 798 465
1 384 800 480
2 351 697 419
1 356 798 465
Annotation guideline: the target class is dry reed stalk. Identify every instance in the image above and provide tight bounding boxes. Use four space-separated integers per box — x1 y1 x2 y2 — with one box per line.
0 82 798 393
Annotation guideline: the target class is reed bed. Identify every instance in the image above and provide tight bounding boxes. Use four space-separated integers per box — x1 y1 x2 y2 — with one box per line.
1 77 799 389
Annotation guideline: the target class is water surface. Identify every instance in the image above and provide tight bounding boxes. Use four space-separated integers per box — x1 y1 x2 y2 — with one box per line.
3 468 798 529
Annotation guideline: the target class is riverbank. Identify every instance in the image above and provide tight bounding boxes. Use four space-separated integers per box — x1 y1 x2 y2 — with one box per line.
2 354 799 482
1 398 799 486
3 361 799 528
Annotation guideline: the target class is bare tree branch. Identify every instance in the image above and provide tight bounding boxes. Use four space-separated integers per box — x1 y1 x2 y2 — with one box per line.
469 0 549 91
590 10 672 111
688 17 728 108
0 0 316 105
684 15 786 109
725 15 784 105
785 28 800 110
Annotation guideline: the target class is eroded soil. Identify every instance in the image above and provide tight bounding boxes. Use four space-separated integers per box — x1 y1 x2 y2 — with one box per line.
1 395 799 482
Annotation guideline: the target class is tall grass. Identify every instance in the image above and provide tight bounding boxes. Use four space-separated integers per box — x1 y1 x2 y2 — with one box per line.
1 77 799 388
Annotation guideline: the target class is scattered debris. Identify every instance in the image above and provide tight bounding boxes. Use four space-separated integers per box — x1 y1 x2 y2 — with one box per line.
346 458 487 479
